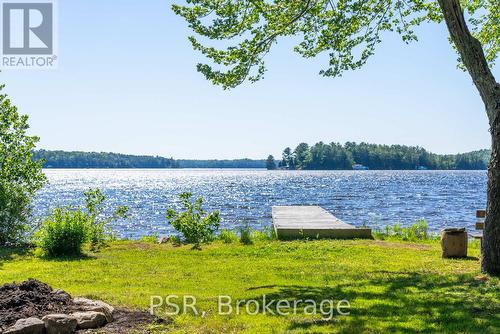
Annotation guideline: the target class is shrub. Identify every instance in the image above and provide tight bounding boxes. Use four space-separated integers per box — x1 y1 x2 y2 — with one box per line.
239 224 253 245
35 208 88 257
0 185 32 245
219 229 238 244
35 188 128 257
166 192 220 248
373 219 436 242
84 189 129 251
0 86 47 245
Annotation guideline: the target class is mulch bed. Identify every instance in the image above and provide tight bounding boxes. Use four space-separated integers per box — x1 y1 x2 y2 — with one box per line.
0 279 159 333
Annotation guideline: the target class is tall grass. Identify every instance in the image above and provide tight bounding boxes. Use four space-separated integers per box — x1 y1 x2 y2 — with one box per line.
219 229 239 244
373 219 438 241
239 224 253 245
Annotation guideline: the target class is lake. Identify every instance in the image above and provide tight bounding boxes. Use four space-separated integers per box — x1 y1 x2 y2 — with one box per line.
34 169 487 239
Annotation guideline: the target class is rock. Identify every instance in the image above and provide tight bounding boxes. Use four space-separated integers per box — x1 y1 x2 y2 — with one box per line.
4 317 45 334
158 236 170 244
51 289 71 298
73 298 114 322
71 311 107 329
42 314 77 334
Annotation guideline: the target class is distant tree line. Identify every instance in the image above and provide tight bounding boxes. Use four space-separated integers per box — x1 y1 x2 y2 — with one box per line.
34 150 178 169
34 146 489 170
176 159 265 169
34 150 267 169
272 142 490 170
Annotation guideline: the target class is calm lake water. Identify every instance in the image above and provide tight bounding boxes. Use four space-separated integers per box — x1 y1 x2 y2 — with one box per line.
34 169 487 239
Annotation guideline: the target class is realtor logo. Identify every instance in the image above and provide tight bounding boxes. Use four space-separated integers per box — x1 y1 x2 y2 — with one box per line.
1 0 57 68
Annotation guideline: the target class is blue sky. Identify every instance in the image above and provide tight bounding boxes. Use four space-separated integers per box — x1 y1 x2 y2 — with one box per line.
1 0 498 159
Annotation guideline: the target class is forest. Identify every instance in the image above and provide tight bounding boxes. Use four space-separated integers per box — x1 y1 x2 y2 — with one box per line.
34 145 489 170
34 150 179 168
33 150 266 169
269 142 489 170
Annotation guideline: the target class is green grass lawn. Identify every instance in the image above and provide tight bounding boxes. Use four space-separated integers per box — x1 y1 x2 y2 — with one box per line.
1 239 499 333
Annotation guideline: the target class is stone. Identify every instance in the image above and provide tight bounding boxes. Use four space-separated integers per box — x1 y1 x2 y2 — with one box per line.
4 317 45 334
158 236 170 244
51 289 71 298
42 314 77 334
441 228 468 258
71 311 107 329
73 298 114 322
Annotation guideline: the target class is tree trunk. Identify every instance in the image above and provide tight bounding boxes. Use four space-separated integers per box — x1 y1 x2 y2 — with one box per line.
437 0 500 275
486 118 500 275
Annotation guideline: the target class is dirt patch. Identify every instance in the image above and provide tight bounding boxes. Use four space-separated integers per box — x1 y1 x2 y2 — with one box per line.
0 279 160 333
77 308 159 334
0 279 74 330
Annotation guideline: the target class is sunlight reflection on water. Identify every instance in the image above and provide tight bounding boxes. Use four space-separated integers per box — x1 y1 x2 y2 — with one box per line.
34 169 487 239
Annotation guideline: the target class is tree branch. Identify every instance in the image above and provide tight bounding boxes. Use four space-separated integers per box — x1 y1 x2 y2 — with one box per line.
437 0 499 122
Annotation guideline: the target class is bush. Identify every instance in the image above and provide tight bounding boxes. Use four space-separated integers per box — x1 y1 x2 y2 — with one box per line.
219 229 239 244
0 86 47 245
84 189 128 251
35 208 88 257
239 224 253 245
166 192 220 248
0 185 32 245
35 188 128 257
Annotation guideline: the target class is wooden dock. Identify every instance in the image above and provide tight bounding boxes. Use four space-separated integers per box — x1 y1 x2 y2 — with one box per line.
272 206 372 240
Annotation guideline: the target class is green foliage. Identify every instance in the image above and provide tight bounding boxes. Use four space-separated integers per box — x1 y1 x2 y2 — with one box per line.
173 1 497 89
84 189 129 251
265 155 277 170
239 224 253 245
280 141 489 170
374 219 437 242
252 227 278 242
34 150 271 169
166 192 220 248
35 208 88 257
219 229 239 244
33 150 178 168
279 147 295 169
168 234 182 245
0 85 47 245
35 188 128 256
139 234 159 244
222 227 276 244
176 158 265 168
461 0 499 67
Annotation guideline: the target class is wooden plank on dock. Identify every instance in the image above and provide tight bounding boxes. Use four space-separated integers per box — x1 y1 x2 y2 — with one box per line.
272 206 372 240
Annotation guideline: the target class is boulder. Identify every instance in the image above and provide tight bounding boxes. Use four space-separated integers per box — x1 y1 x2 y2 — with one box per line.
42 314 77 334
51 289 72 301
73 298 114 322
158 236 170 244
4 317 45 334
71 311 107 329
